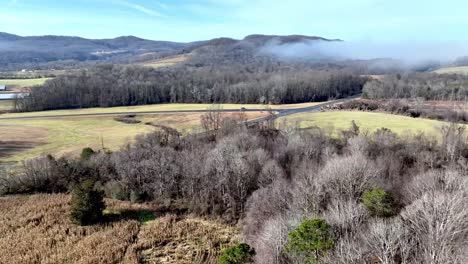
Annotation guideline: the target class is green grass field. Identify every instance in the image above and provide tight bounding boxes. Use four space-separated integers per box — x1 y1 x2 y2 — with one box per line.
0 78 51 90
433 66 468 75
278 111 462 137
0 114 207 162
0 117 152 162
0 111 268 163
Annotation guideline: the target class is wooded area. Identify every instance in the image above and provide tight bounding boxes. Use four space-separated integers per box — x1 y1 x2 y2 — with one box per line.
15 64 367 111
364 73 468 100
2 121 467 263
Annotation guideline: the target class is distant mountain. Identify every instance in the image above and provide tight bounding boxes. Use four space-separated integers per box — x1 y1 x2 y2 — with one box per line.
0 32 339 70
183 34 340 66
0 32 22 41
0 33 188 67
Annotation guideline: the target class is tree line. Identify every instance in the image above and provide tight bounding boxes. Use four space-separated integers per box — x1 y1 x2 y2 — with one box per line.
363 73 468 100
15 64 367 112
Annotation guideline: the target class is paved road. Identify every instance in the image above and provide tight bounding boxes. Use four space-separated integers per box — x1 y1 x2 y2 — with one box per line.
244 94 361 126
0 95 360 121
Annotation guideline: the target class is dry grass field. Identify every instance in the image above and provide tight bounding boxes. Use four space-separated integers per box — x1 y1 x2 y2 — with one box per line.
0 194 239 264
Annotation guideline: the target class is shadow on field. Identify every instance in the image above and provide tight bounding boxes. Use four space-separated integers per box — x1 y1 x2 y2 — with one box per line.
103 206 189 224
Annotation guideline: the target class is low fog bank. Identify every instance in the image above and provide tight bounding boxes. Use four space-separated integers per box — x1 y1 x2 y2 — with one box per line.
260 39 468 69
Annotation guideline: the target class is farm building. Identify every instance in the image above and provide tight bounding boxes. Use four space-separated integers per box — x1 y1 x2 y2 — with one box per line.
0 85 6 91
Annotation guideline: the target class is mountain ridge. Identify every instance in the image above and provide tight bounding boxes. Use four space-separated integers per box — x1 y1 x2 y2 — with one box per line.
0 32 341 70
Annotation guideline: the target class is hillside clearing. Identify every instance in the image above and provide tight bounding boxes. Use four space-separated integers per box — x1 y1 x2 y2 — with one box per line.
278 111 462 137
433 66 468 74
0 194 239 264
140 54 191 68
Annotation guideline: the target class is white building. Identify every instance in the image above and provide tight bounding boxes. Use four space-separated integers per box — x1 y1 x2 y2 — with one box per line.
0 85 6 91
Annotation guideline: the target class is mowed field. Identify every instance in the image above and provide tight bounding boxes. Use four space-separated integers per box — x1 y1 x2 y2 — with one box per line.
433 66 468 74
0 78 51 91
0 111 267 162
0 194 239 264
279 111 464 137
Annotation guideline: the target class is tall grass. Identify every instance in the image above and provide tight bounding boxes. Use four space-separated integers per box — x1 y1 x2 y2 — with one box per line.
0 194 239 264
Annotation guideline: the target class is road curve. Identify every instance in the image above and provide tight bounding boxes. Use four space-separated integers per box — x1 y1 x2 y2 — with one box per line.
0 95 360 121
244 94 362 126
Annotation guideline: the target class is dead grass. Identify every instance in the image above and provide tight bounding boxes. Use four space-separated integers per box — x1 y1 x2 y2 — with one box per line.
0 194 239 264
125 215 239 264
0 194 139 264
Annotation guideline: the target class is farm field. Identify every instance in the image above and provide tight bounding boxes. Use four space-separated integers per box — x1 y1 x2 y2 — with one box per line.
0 112 266 163
0 102 322 119
0 194 239 264
0 69 70 78
278 111 463 136
0 78 51 91
433 66 468 74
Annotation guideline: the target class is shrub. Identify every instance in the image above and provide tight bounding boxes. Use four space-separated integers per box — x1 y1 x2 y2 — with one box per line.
286 218 334 263
70 180 105 225
130 190 151 203
361 187 395 217
219 243 256 264
80 147 96 160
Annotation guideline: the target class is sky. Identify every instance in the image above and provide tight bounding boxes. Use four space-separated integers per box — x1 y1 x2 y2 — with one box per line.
0 0 467 43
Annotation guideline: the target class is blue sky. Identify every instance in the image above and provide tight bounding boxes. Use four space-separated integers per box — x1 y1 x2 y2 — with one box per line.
0 0 467 43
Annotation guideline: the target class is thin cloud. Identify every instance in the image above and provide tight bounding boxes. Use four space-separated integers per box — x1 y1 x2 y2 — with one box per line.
114 0 165 17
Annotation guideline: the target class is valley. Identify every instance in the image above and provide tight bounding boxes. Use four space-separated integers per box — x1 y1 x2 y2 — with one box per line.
1 12 468 263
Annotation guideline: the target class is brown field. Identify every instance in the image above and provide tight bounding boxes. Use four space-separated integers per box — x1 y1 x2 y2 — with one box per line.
0 194 239 264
